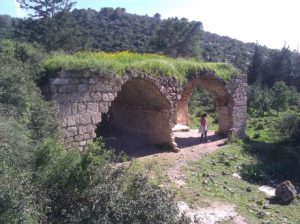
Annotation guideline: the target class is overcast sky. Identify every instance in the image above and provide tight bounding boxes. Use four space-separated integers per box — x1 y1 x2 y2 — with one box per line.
1 0 299 50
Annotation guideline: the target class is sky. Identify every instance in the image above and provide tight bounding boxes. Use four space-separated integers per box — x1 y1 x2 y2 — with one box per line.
1 0 300 51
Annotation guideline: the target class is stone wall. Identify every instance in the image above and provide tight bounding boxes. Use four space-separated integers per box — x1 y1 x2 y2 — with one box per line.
47 70 247 151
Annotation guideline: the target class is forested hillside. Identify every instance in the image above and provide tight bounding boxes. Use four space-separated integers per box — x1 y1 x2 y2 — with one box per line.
1 7 300 91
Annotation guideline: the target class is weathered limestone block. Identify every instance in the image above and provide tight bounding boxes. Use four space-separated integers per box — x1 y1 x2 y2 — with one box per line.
99 102 109 113
90 92 102 101
87 103 99 113
50 78 69 85
78 84 88 92
78 103 86 114
78 125 95 135
102 93 115 102
59 85 77 93
64 127 77 138
79 114 91 125
91 113 101 124
67 115 79 126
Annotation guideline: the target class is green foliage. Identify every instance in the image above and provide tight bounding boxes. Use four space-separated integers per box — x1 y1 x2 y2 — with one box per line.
0 39 58 140
274 113 300 143
17 0 76 19
43 51 239 82
188 87 217 130
271 81 291 114
248 84 272 116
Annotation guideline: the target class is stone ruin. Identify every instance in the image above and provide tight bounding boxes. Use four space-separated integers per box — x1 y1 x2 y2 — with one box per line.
46 70 247 151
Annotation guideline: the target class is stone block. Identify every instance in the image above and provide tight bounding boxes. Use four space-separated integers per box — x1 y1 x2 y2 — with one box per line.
78 84 88 92
79 78 88 84
74 134 84 142
99 102 109 113
56 93 71 104
62 118 68 127
89 78 96 84
79 141 87 146
102 93 115 102
67 115 79 126
90 84 106 92
78 103 86 114
82 93 91 102
91 113 101 124
87 103 99 113
59 85 77 93
64 127 77 137
78 125 95 135
50 78 69 85
90 132 97 139
72 103 78 114
79 114 91 125
60 104 72 116
90 92 102 101
71 93 82 102
68 78 80 84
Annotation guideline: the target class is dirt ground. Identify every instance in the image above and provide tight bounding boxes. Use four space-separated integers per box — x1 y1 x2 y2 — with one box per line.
102 128 247 224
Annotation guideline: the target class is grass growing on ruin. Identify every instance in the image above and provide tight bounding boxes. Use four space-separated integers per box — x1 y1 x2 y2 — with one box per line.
43 51 239 82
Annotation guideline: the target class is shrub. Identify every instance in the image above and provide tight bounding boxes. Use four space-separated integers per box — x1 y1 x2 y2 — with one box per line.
274 114 300 143
241 164 264 183
33 139 182 224
255 122 264 130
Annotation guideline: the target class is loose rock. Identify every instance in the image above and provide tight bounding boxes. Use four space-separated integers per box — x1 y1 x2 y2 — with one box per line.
275 180 297 203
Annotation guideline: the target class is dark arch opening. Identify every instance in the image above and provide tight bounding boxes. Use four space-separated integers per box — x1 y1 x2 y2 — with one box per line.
96 78 173 157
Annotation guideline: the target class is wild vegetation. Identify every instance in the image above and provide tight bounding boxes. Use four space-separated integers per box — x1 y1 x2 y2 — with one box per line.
44 51 239 81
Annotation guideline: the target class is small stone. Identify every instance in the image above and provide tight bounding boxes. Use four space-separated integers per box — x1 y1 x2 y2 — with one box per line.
246 186 252 192
232 173 242 179
263 202 270 209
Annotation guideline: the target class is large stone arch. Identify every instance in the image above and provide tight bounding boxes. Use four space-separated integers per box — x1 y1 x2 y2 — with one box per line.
175 71 247 137
47 71 175 150
46 69 246 151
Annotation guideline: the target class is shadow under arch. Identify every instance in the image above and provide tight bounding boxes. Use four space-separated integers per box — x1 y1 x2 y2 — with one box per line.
97 77 173 157
176 75 233 136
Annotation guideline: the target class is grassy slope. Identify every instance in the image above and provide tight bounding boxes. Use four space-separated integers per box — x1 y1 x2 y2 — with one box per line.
43 51 239 83
182 111 300 224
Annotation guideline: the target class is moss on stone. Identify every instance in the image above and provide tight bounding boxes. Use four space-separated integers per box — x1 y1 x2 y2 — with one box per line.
43 51 239 82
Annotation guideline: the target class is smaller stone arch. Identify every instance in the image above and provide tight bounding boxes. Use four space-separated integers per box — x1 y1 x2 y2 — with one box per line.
175 71 247 137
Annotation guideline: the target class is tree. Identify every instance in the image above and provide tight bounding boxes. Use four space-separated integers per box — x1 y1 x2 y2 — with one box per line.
248 84 272 116
17 0 76 19
154 18 202 58
271 81 290 115
247 44 264 84
17 0 77 50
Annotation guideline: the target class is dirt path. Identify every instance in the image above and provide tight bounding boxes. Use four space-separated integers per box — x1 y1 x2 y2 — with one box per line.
143 129 247 224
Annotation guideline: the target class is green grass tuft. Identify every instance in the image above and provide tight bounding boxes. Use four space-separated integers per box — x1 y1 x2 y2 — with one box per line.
43 51 239 82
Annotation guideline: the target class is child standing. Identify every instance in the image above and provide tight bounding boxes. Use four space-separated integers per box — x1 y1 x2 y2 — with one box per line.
199 113 208 143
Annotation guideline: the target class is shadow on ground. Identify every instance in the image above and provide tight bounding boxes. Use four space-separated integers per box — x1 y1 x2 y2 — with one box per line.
240 138 300 185
98 128 226 158
174 130 226 149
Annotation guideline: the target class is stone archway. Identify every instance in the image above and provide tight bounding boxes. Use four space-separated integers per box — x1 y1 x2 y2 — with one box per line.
108 78 173 145
47 70 246 151
176 78 233 135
